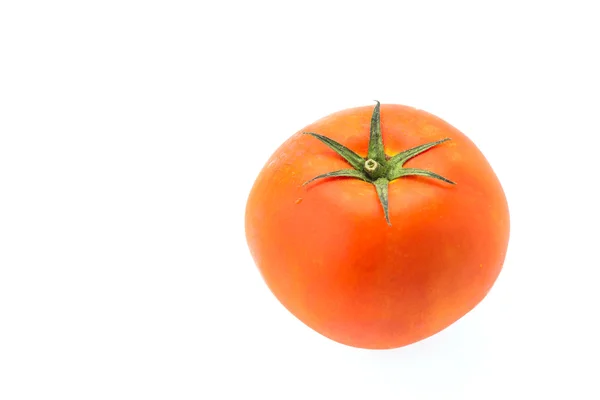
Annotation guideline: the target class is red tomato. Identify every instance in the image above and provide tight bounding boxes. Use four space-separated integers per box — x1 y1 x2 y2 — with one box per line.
245 102 509 349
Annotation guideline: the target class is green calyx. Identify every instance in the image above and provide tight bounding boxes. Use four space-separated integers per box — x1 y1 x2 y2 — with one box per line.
303 101 455 225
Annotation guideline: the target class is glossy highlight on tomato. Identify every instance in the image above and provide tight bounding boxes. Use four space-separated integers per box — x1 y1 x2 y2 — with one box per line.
245 102 509 349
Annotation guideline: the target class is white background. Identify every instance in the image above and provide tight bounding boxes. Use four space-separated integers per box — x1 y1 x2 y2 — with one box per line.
1 1 599 399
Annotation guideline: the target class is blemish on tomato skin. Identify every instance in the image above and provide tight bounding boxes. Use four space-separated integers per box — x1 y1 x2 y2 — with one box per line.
295 198 303 204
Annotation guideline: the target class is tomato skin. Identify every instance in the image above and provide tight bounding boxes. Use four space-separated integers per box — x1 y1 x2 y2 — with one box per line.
245 104 510 349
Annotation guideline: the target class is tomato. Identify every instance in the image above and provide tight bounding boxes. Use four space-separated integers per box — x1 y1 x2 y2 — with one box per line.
245 102 509 349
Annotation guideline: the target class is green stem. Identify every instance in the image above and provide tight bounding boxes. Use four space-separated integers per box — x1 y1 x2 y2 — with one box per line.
304 101 455 225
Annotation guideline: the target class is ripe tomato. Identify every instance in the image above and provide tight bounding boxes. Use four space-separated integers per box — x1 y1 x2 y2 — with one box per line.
245 102 509 349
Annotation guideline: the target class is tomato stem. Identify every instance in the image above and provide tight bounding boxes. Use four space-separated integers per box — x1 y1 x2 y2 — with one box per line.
303 101 455 225
364 158 378 172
